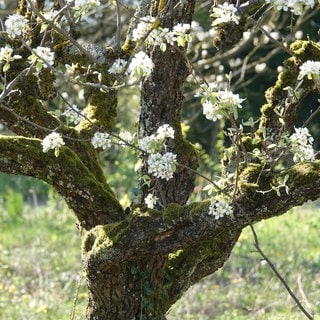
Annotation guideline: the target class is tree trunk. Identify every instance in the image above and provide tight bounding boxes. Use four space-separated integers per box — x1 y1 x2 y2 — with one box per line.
1 1 320 319
85 257 169 319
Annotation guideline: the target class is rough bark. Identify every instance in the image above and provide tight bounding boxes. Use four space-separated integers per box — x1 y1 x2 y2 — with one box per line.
0 1 320 319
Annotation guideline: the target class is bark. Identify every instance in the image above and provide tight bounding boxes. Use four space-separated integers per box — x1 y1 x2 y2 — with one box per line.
139 0 198 205
81 160 320 319
1 1 320 320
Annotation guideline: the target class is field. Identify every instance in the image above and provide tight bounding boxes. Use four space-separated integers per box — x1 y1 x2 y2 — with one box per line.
0 190 319 319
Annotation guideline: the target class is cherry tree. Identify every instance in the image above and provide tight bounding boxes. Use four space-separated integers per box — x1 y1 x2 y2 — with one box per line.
0 0 319 319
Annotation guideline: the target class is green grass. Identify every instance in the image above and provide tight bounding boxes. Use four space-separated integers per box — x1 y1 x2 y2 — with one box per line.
0 191 319 319
0 191 87 319
168 203 320 319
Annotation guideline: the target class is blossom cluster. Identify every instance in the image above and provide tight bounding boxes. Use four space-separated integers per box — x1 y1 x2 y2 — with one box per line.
132 16 156 42
137 124 177 180
138 124 175 153
298 60 320 85
4 14 55 70
89 130 135 152
144 193 158 209
199 84 245 121
147 152 177 181
91 132 112 150
132 16 192 52
108 58 127 74
0 45 22 72
127 51 154 78
148 23 192 52
108 19 191 77
42 132 65 157
208 199 233 220
211 3 240 26
63 105 83 125
28 46 55 70
289 127 315 163
265 0 316 15
66 0 100 18
4 14 29 38
108 52 154 78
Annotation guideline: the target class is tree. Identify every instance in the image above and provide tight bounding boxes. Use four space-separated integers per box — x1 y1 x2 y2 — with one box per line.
0 0 319 319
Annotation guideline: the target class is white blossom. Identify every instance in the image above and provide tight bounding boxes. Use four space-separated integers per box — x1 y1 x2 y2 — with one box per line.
118 131 134 146
167 23 192 48
138 124 174 153
298 60 320 80
5 14 29 38
289 127 315 163
147 23 191 51
63 105 83 124
29 46 55 68
127 51 154 78
147 152 177 180
202 100 223 122
211 3 240 26
42 132 65 157
200 87 245 122
138 134 158 153
108 58 127 74
132 16 156 42
67 0 100 17
91 132 112 150
265 0 315 15
172 23 190 34
0 45 22 72
208 199 233 220
156 124 175 140
144 193 158 209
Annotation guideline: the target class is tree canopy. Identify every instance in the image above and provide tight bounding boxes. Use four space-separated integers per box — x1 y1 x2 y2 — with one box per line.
0 0 319 319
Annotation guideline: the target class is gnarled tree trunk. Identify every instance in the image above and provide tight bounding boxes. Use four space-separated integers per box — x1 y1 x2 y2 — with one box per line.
0 1 320 319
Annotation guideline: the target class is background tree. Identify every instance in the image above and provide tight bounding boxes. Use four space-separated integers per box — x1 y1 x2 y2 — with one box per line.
0 0 319 319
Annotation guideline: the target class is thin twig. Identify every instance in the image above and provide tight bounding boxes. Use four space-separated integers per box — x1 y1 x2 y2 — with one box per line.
69 272 84 320
250 225 314 320
27 0 100 64
248 16 293 55
115 0 122 51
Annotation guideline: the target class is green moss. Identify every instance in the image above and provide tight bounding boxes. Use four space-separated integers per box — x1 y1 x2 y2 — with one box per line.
121 39 135 56
290 40 320 61
241 135 261 153
238 163 266 193
163 203 185 224
38 68 56 99
102 220 129 244
288 161 320 187
83 219 130 256
82 229 98 253
260 40 320 132
162 201 208 226
265 58 299 104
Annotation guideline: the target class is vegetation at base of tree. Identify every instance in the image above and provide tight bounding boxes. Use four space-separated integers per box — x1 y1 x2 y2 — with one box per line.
0 190 319 319
0 0 320 318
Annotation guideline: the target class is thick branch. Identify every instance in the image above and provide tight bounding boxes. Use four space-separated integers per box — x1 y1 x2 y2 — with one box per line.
0 136 124 228
165 228 242 307
139 0 198 205
259 40 320 141
82 160 320 294
0 72 60 138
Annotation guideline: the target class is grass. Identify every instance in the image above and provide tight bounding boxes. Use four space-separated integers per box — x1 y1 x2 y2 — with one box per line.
0 190 319 319
0 191 87 319
168 203 320 319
